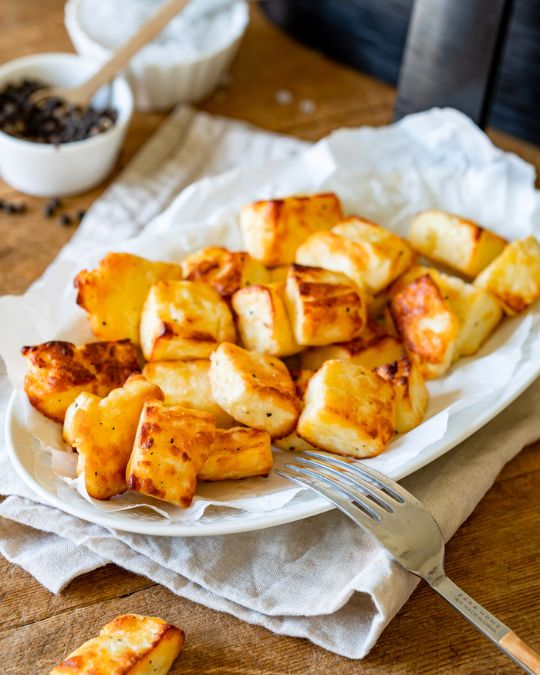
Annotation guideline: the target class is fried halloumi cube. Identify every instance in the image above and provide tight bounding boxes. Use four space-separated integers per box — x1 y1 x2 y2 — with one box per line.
21 339 141 423
390 274 459 379
240 193 343 266
50 613 184 675
274 368 320 452
474 236 540 315
296 217 413 294
181 246 269 298
284 264 367 346
231 282 301 356
300 321 405 371
127 400 215 507
407 209 507 277
199 427 273 480
391 265 503 358
75 252 183 344
63 375 163 500
297 360 395 458
209 342 301 438
140 280 236 361
375 357 428 433
435 272 503 358
143 359 233 427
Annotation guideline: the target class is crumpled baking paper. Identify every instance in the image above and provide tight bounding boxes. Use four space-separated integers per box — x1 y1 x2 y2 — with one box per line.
1 109 539 524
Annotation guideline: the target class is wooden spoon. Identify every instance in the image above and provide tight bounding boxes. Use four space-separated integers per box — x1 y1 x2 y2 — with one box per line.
32 0 191 107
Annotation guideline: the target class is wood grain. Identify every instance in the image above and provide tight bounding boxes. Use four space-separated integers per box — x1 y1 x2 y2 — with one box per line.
0 1 539 673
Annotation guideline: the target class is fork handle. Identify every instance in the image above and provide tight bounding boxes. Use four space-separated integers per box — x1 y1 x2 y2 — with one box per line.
429 575 540 674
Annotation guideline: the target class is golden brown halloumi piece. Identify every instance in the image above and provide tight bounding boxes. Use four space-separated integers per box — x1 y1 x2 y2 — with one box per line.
127 400 215 507
50 613 184 675
375 357 428 433
199 427 273 481
284 264 367 346
140 280 236 361
143 359 233 427
21 339 141 423
300 320 405 371
407 209 507 277
390 274 459 379
63 374 163 500
181 246 269 298
75 252 183 344
209 342 301 438
240 193 343 266
474 236 540 315
231 282 301 357
391 265 503 359
297 359 395 458
296 217 413 294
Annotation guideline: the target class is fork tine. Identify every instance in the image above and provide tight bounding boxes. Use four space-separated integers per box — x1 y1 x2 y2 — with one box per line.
276 467 382 530
302 450 407 503
282 462 388 522
293 455 394 513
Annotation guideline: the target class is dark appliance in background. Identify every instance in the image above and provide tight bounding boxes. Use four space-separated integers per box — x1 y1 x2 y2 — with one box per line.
261 0 540 145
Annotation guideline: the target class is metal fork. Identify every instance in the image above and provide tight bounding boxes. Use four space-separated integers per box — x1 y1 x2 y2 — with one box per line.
277 451 540 674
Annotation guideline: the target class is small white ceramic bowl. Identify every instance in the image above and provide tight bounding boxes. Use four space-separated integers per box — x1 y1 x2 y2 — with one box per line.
0 53 133 197
65 0 249 111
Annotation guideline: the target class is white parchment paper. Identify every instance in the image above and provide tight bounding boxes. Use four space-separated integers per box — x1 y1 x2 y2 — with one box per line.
1 109 539 523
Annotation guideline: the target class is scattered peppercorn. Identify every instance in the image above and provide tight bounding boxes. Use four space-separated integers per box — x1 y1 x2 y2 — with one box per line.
59 213 72 227
0 199 27 215
75 208 86 221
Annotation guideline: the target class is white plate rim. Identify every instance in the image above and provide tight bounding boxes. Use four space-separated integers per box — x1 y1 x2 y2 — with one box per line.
5 352 539 537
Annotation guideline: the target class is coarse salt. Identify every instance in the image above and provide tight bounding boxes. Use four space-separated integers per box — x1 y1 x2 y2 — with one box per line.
76 0 247 66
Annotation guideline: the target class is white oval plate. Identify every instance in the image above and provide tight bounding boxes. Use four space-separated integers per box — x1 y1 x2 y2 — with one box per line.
5 350 539 537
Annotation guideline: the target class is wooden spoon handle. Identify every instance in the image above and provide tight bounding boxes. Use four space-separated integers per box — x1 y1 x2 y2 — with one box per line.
74 0 191 105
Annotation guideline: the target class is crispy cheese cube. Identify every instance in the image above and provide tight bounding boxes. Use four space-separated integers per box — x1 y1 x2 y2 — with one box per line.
181 246 269 298
209 342 301 438
297 360 395 458
408 209 507 277
301 321 405 371
284 264 367 346
199 427 273 480
392 265 503 358
240 193 343 266
140 280 236 361
375 357 428 433
296 217 413 294
127 400 215 507
143 359 233 428
63 375 163 500
390 274 459 379
474 236 540 315
231 282 300 356
75 252 183 344
50 613 184 675
435 272 503 358
274 369 320 452
21 339 141 423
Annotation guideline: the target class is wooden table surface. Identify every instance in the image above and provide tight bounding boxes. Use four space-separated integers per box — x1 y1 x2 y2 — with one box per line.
0 2 539 673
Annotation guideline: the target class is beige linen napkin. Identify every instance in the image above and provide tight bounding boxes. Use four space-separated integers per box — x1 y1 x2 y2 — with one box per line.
0 107 538 658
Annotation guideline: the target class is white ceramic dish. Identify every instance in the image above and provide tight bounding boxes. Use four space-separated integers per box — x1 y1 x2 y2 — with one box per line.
3 111 540 537
65 0 249 111
6 353 539 536
0 53 133 196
